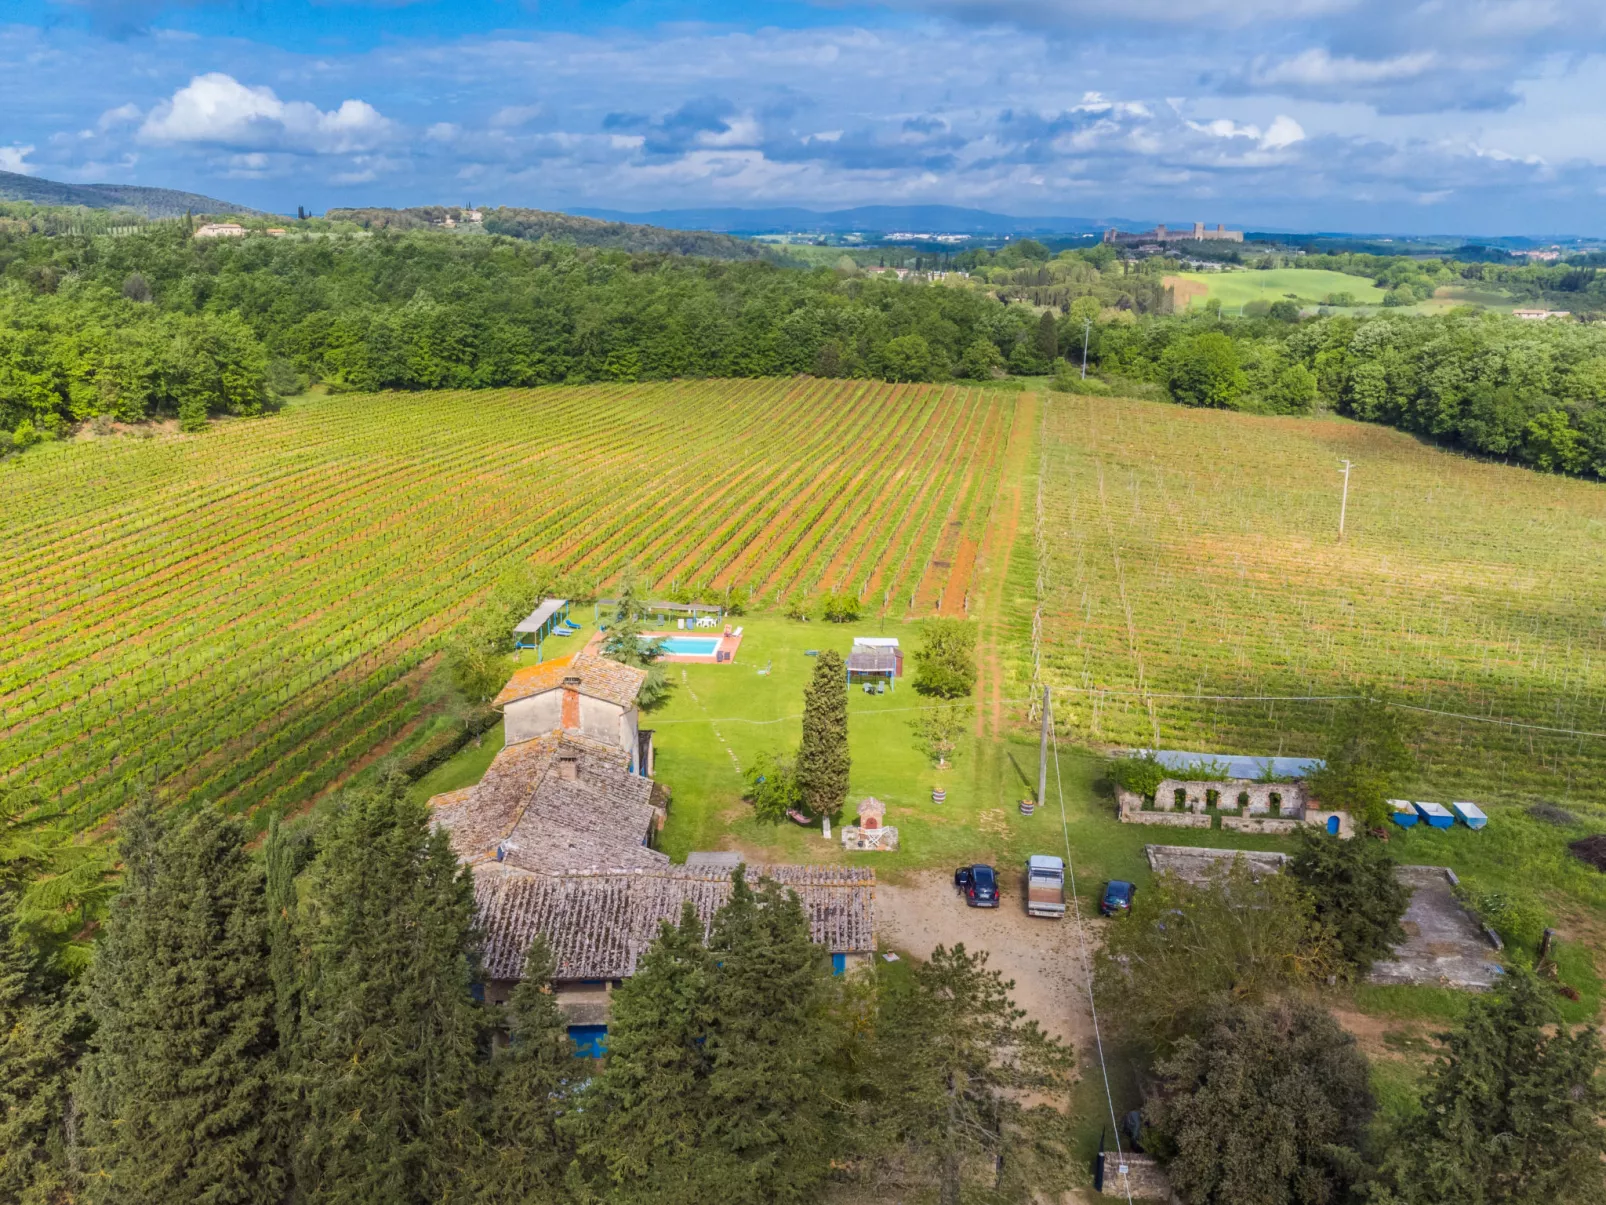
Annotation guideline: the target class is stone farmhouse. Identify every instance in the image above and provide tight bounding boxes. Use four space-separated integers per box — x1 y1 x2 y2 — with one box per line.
429 645 877 1045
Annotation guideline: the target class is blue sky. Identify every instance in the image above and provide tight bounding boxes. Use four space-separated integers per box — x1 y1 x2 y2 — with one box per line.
5 1 1606 233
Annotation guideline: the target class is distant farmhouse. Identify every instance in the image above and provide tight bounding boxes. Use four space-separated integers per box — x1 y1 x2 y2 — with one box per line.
1104 221 1243 246
429 639 876 1047
193 222 247 239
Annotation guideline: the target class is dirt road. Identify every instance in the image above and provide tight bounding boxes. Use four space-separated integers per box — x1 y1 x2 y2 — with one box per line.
876 868 1098 1047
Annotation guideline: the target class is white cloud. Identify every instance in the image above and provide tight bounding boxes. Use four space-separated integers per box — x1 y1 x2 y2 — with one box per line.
138 73 393 154
1251 49 1438 88
426 122 461 141
97 102 143 131
0 144 37 174
1187 114 1304 150
1260 114 1305 149
490 104 542 128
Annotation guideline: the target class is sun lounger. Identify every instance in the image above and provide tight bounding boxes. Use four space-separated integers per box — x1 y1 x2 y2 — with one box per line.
732 626 743 637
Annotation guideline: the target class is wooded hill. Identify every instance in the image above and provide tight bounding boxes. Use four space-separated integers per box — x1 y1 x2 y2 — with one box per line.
0 170 253 218
325 205 767 259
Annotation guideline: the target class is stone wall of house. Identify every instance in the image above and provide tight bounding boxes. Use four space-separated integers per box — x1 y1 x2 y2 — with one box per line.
1154 778 1306 816
1099 1151 1172 1200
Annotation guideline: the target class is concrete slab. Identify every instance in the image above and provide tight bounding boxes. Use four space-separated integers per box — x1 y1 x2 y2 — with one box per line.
1144 844 1289 883
1367 866 1503 990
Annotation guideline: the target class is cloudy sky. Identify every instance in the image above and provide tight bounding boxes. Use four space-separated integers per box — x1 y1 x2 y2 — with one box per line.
5 1 1606 233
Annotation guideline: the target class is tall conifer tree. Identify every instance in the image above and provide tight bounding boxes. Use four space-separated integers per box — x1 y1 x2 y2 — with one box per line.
704 869 834 1204
569 903 715 1205
0 892 88 1204
475 936 580 1205
1370 967 1605 1204
78 805 282 1205
797 650 850 819
289 780 484 1205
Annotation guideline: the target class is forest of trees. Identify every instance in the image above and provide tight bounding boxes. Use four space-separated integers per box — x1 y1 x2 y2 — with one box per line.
8 216 1606 482
0 776 1076 1204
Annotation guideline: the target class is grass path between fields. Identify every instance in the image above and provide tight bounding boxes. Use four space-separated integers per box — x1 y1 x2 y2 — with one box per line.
973 391 1036 740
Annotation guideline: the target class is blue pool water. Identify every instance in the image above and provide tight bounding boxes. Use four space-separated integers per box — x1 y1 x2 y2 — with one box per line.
659 636 720 656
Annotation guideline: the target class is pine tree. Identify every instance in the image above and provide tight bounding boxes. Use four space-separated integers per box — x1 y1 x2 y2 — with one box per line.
78 805 283 1205
569 903 715 1205
0 892 89 1205
1370 967 1606 1204
797 649 850 819
876 944 1075 1205
704 869 835 1204
1147 998 1372 1205
1288 825 1410 975
290 780 484 1205
475 936 580 1205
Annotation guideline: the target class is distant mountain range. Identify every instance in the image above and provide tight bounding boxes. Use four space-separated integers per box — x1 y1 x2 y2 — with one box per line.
0 171 256 218
569 204 1156 237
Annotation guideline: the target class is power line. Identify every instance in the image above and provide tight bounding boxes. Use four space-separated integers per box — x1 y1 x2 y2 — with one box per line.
1048 690 1135 1205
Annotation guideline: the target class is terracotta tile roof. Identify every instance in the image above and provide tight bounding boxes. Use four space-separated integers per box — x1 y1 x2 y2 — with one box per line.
491 650 647 710
429 733 666 874
474 863 877 981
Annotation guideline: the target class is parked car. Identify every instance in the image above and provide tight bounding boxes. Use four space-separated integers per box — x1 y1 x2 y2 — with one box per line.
1100 880 1136 916
954 864 1000 907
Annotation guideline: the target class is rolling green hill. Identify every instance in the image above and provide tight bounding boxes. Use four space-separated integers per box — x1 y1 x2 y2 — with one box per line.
0 170 256 217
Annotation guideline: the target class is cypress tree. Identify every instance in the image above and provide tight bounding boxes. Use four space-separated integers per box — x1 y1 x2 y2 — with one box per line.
290 781 484 1205
79 805 282 1205
0 892 89 1204
569 902 715 1205
475 936 580 1205
704 869 834 1204
797 649 850 819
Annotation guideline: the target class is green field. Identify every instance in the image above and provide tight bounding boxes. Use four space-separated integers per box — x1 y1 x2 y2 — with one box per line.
1168 267 1390 310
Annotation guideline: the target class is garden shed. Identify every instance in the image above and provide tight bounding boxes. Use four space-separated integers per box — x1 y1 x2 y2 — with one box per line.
847 638 900 689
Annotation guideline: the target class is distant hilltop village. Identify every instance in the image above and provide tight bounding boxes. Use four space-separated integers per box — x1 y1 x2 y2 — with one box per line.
1104 221 1243 246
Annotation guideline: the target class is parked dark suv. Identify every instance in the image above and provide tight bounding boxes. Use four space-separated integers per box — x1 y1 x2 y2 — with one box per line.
1100 880 1136 916
954 864 1000 908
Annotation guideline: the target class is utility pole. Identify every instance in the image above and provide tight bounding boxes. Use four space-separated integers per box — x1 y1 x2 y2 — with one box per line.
1337 459 1353 541
1038 685 1051 806
1080 318 1092 379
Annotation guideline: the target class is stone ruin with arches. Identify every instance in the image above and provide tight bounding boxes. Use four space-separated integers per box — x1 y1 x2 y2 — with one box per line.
1116 777 1352 838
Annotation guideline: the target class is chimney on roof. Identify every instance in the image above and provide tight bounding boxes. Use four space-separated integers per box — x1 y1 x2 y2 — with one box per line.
561 675 581 730
557 754 579 782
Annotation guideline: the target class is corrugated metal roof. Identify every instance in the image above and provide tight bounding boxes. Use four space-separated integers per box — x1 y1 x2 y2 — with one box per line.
514 598 569 633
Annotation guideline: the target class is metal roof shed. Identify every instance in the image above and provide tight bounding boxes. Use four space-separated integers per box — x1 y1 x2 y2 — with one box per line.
846 646 899 689
513 598 570 652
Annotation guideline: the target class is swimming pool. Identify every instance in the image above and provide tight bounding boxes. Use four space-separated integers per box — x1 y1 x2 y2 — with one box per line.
658 635 721 656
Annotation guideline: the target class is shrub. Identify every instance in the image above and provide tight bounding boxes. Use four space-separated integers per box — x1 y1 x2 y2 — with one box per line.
819 592 861 623
1109 751 1166 800
1454 879 1549 950
744 751 803 824
910 618 976 698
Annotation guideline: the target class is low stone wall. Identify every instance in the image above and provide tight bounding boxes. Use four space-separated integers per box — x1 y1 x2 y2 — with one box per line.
1136 811 1214 829
1099 1151 1172 1200
1145 844 1290 883
1220 815 1302 836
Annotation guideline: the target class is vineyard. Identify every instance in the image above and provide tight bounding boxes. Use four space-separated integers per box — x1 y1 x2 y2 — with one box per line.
2 380 1018 827
1034 394 1606 813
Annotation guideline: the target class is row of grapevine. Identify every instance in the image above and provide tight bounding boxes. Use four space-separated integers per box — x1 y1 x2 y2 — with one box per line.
2 380 1021 828
1034 395 1606 812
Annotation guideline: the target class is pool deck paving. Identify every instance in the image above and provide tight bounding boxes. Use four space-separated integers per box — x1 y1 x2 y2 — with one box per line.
645 629 744 664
